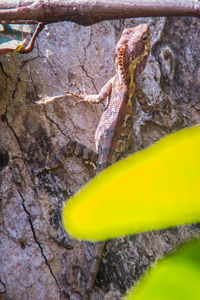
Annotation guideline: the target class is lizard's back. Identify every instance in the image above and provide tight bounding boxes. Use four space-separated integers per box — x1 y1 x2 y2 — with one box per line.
95 77 135 169
95 24 151 170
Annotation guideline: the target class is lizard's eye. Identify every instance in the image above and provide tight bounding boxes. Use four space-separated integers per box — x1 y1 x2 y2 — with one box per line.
143 35 148 41
125 30 132 35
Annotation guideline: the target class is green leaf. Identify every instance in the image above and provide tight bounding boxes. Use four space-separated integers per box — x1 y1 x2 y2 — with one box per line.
62 125 200 241
125 238 200 300
0 24 31 55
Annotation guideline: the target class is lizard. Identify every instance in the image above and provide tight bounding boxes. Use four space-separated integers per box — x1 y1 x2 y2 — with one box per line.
38 24 156 299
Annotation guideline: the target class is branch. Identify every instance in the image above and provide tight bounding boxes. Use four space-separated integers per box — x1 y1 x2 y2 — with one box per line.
19 22 44 53
0 0 199 26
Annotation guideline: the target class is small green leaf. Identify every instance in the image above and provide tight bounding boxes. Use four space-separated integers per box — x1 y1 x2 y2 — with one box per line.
125 238 200 300
0 24 31 55
62 125 200 241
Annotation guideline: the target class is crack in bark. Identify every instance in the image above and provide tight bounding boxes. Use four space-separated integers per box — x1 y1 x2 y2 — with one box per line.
76 29 98 94
0 60 8 78
3 112 27 185
42 104 70 139
79 59 98 94
36 42 63 89
0 61 8 95
5 111 24 155
45 57 63 88
0 277 11 300
21 55 39 68
28 66 40 101
18 190 62 297
0 60 26 109
11 75 21 104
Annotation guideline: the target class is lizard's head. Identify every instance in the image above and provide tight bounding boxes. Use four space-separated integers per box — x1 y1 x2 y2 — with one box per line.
115 24 151 82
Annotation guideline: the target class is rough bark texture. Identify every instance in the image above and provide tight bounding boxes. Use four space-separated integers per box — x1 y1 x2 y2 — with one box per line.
0 17 200 300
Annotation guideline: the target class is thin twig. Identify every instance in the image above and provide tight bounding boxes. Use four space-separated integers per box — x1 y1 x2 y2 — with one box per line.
19 22 45 54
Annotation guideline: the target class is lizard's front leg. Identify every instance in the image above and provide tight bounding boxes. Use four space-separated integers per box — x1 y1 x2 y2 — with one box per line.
65 76 114 106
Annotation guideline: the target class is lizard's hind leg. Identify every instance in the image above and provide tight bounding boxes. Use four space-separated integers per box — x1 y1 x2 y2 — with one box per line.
35 140 98 175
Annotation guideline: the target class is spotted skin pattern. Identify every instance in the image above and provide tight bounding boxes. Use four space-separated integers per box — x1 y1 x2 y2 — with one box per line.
42 24 156 299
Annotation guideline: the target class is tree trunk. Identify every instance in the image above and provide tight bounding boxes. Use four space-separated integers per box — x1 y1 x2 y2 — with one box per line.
0 16 200 299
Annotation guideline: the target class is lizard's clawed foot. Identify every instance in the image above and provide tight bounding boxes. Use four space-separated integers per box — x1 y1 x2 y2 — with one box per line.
64 82 92 106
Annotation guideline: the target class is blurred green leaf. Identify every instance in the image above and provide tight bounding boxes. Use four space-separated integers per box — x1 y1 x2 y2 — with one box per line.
0 24 31 55
62 125 200 241
125 237 200 300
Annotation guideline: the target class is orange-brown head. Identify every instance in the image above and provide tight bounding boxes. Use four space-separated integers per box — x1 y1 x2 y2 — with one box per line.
115 24 151 83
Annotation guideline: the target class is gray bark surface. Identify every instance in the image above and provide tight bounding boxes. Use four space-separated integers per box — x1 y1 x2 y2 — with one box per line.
0 17 200 299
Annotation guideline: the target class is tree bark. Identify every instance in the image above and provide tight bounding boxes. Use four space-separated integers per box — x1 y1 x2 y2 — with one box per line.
0 0 199 25
0 16 200 300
